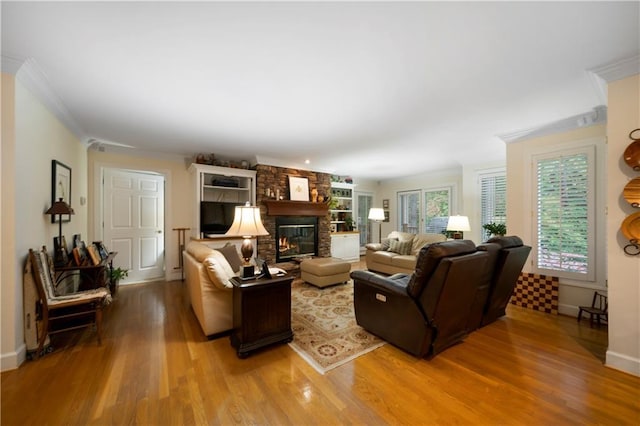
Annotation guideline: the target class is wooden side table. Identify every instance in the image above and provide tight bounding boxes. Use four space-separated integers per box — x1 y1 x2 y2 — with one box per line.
230 274 294 358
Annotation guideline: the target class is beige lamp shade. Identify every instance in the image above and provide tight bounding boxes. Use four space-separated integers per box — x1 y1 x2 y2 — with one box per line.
225 202 269 238
447 215 470 232
225 202 268 268
368 207 385 222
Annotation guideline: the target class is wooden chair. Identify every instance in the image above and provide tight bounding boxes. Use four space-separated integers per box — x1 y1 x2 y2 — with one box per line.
25 247 110 359
577 291 608 328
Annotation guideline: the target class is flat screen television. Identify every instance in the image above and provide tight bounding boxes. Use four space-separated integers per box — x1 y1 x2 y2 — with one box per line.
200 201 241 236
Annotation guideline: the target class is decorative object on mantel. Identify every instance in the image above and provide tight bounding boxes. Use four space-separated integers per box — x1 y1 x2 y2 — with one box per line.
225 202 269 278
46 198 75 266
624 128 640 171
621 211 640 256
311 187 318 202
288 176 310 201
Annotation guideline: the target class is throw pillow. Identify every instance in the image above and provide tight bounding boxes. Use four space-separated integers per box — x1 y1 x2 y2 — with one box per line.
218 243 243 273
381 238 397 251
203 250 236 289
389 239 412 255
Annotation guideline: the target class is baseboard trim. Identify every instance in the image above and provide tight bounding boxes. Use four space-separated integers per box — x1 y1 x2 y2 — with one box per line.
605 350 640 377
1 343 26 372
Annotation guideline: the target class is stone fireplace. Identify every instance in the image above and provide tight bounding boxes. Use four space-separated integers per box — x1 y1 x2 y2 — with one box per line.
255 164 332 263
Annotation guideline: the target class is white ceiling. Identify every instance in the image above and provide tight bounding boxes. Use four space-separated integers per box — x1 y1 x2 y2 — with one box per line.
2 2 639 180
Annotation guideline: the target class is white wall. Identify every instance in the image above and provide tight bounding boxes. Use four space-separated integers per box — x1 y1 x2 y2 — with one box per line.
606 74 640 376
1 74 88 371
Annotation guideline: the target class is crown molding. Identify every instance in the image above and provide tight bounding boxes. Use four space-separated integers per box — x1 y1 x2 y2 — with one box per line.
497 106 607 144
588 54 640 83
13 57 87 143
1 54 24 75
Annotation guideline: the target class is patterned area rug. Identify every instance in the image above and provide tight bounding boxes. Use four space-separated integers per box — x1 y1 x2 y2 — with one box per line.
289 279 385 374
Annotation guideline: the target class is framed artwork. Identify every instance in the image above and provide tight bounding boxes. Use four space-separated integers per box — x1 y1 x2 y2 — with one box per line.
51 160 72 223
288 176 309 201
382 199 389 209
384 210 390 223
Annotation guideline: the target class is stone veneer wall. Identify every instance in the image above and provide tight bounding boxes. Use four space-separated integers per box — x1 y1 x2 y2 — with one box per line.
255 164 332 263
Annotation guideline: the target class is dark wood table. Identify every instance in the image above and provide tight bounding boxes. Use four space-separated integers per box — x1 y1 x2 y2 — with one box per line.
230 274 294 358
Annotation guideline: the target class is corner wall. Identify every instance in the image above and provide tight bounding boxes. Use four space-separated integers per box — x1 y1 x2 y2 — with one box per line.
606 74 640 376
1 74 87 371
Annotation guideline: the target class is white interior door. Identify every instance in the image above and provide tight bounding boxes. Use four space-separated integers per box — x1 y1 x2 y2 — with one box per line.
103 169 165 283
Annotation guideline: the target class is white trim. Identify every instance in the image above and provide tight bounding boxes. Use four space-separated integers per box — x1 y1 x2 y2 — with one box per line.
1 54 24 75
0 343 26 372
606 351 640 377
15 58 87 143
588 54 640 83
498 106 607 144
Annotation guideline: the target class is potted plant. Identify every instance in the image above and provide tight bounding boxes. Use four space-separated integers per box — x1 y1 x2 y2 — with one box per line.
482 222 507 237
109 267 129 296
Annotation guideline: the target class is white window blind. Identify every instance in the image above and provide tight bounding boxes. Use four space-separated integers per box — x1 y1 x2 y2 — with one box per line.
535 151 593 278
480 173 506 241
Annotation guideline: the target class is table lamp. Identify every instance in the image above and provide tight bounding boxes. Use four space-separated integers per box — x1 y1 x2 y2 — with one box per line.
225 201 269 278
46 198 75 265
368 207 385 243
447 215 470 239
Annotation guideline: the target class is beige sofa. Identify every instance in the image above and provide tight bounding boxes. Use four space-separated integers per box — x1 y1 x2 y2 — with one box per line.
365 231 446 275
183 241 243 337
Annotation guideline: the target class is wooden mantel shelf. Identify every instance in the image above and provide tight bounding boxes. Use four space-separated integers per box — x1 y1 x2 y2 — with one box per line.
263 200 329 217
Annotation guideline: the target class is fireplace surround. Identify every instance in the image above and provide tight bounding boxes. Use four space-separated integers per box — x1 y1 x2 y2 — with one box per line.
275 217 318 263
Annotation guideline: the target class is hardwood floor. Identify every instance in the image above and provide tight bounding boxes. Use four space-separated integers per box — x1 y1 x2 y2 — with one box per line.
2 270 639 425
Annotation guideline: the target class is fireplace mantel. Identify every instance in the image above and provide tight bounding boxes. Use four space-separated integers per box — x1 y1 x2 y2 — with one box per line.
264 200 328 217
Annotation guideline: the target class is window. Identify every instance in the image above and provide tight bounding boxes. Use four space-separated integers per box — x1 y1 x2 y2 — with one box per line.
424 188 451 234
398 191 420 234
534 148 594 280
480 172 506 241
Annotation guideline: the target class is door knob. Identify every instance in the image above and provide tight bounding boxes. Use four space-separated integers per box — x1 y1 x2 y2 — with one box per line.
157 230 162 234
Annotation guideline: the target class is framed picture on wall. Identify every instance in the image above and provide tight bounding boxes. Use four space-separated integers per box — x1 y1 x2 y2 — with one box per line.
382 199 389 209
51 160 72 223
288 176 309 201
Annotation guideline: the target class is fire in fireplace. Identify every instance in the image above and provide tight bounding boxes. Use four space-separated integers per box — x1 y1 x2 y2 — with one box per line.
275 217 318 263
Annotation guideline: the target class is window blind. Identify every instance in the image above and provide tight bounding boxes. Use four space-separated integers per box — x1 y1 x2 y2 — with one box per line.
480 173 506 241
536 153 589 275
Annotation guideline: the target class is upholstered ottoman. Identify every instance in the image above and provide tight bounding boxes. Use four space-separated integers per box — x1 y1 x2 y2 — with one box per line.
300 257 351 288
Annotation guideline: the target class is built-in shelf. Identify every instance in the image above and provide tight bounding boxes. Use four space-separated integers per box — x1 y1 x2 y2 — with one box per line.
264 200 329 216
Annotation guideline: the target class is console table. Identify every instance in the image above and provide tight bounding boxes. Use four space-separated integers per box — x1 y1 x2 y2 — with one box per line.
230 274 294 358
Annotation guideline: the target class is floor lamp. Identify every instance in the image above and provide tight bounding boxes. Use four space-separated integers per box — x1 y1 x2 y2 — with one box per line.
368 208 385 243
225 201 269 278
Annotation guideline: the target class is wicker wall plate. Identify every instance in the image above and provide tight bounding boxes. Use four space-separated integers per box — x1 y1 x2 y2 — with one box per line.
624 139 640 171
621 211 640 242
623 177 640 207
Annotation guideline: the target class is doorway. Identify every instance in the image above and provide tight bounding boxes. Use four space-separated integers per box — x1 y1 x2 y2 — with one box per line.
102 168 165 283
355 192 373 251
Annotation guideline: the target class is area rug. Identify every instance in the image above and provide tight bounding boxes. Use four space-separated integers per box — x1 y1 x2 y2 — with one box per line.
289 279 385 374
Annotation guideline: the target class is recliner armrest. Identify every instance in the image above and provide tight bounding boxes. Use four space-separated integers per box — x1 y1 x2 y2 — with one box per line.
350 270 409 296
364 243 383 251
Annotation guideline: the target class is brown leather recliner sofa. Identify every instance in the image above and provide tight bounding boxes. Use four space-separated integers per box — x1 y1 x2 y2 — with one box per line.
351 240 491 358
478 236 532 327
351 236 531 358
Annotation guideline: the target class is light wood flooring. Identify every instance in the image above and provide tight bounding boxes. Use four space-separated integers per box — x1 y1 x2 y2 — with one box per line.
2 263 639 425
